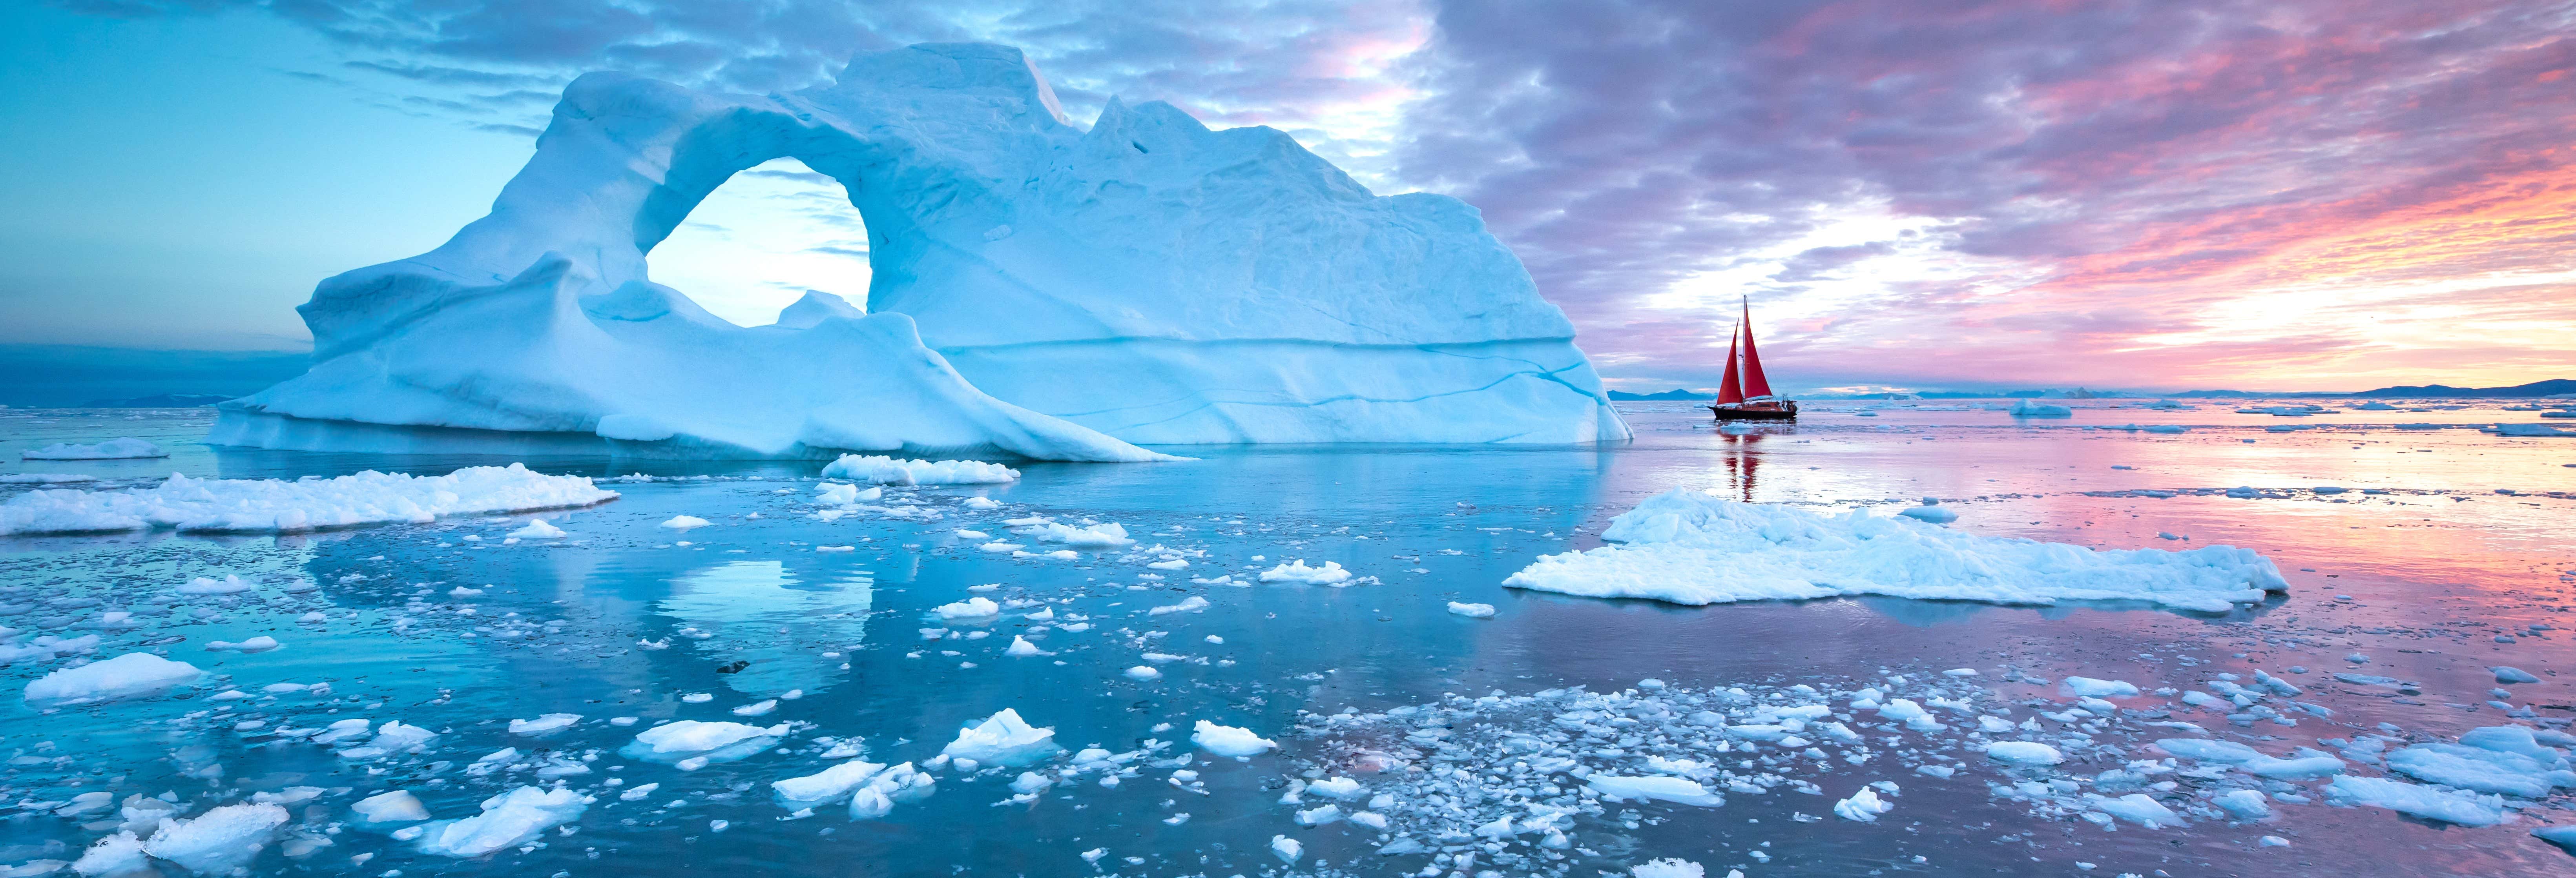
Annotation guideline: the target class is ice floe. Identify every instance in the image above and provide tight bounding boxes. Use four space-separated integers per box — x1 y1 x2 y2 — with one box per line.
0 464 616 536
1503 491 2287 612
820 455 1020 485
21 437 167 459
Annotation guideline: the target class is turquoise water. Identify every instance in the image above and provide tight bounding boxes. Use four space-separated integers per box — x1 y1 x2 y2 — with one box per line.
2 403 2573 876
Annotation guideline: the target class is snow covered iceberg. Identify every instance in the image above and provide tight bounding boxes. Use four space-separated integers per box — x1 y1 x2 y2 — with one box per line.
214 43 1627 460
1503 490 2288 612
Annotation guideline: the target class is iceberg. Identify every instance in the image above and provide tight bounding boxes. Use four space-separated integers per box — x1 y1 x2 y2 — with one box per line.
1502 490 2289 612
211 43 1626 461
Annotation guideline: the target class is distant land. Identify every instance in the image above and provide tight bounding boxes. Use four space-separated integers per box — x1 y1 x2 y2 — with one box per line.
1608 378 2575 402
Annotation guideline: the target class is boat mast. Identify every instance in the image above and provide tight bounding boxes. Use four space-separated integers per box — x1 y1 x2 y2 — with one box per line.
1714 316 1745 405
1739 299 1774 399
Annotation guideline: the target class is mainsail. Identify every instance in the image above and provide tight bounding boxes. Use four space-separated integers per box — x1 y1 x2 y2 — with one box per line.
1739 301 1773 399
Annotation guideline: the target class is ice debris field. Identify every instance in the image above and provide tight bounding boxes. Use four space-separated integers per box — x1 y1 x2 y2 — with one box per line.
5 401 2576 878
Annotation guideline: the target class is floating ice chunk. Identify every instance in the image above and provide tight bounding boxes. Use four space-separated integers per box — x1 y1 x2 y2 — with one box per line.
2387 744 2573 797
2157 739 2261 763
204 636 282 653
1191 720 1277 758
507 518 566 539
629 720 788 764
1003 636 1045 657
2062 677 2138 698
2086 792 2183 828
1586 774 1724 806
1270 834 1302 864
1447 601 1497 618
1027 521 1133 548
0 464 617 536
1832 787 1893 822
1985 741 2064 766
509 713 582 735
732 699 779 716
1897 503 1957 524
1148 596 1209 615
2007 400 2072 417
772 760 887 804
413 786 589 858
1295 803 1343 825
22 438 166 459
1123 665 1162 681
72 831 147 876
24 652 203 705
176 575 255 595
2212 789 2271 820
821 455 1020 485
1258 559 1353 585
941 709 1061 767
2537 824 2576 852
1306 776 1364 799
352 790 433 823
142 802 289 874
2493 667 2541 684
659 515 711 529
934 597 1001 621
1631 859 1706 878
2238 755 2344 780
2326 776 2510 826
1504 492 2287 612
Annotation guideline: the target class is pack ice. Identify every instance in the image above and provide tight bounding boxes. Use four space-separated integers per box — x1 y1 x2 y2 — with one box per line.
1504 491 2288 612
211 43 1627 460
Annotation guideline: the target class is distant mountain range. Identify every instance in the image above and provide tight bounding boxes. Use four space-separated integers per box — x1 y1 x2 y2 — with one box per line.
1609 378 2573 401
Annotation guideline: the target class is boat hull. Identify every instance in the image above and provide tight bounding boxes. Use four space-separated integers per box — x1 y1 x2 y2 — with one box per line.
1709 402 1798 421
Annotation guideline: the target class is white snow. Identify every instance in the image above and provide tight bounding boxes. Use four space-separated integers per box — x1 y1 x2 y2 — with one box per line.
821 455 1022 485
23 652 203 705
209 44 1625 458
941 709 1061 767
1447 601 1497 618
1503 491 2288 612
1191 720 1277 757
22 438 166 459
1258 559 1354 585
0 464 617 536
658 515 711 529
72 831 147 876
413 786 590 857
140 803 288 873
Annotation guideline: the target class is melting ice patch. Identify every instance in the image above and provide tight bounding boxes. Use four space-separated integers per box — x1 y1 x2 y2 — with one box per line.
0 464 617 536
1503 492 2287 612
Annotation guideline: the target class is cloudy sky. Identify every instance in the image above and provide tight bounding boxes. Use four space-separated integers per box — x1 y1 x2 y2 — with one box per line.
4 0 2571 393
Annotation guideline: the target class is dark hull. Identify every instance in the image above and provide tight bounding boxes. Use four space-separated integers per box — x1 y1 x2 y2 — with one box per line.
1709 402 1798 421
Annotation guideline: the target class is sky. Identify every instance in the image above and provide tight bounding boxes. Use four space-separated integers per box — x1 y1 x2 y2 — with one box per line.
2 0 2571 394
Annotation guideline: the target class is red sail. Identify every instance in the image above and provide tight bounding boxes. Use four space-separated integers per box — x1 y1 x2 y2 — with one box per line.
1739 302 1774 399
1714 319 1745 404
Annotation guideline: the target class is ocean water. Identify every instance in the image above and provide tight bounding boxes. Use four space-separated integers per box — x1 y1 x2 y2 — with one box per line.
2 400 2573 876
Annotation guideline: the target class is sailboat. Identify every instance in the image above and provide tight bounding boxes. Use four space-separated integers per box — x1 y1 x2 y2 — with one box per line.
1708 301 1798 421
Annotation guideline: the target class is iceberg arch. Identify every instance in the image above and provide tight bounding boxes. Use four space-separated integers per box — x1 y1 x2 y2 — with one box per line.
215 43 1630 459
